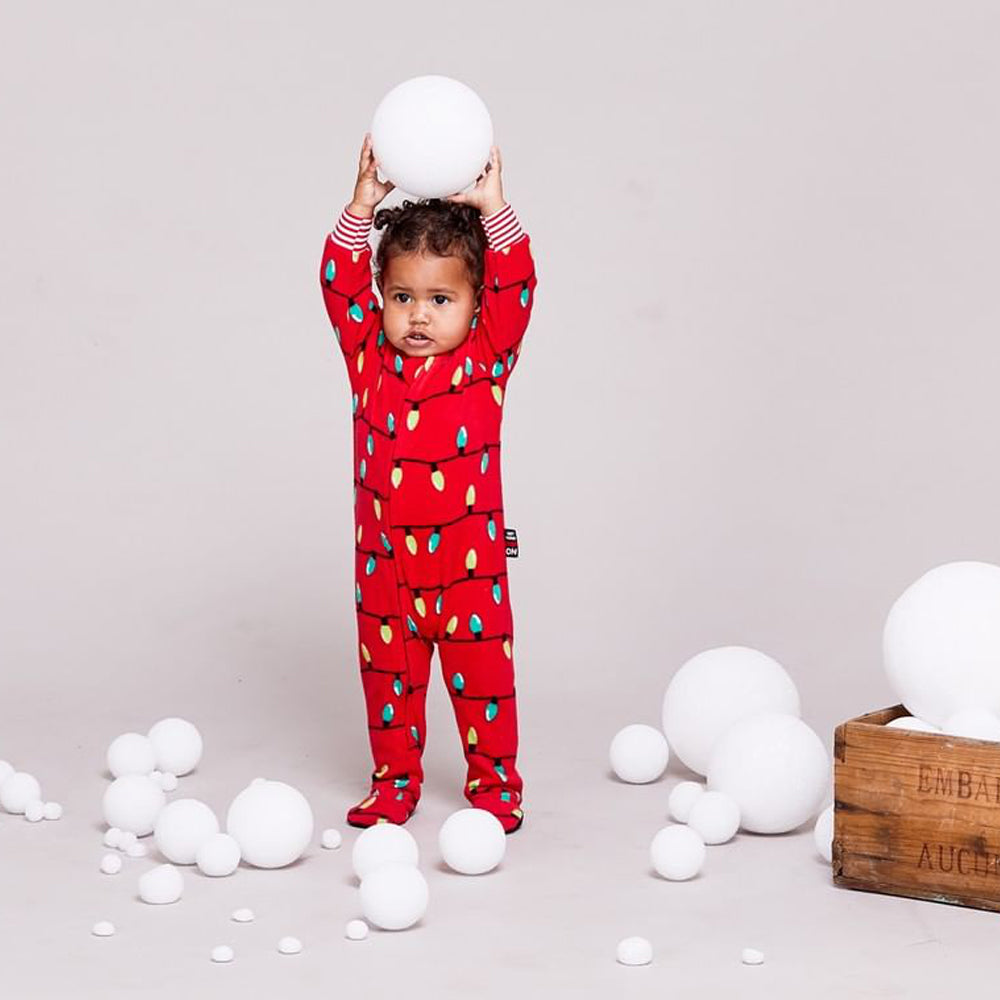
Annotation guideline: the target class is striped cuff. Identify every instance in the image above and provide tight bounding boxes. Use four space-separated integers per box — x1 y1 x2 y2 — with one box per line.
481 202 524 252
330 205 373 251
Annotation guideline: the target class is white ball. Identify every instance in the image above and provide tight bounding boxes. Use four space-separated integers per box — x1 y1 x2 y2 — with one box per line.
0 760 14 786
1 772 42 814
226 780 314 869
616 936 653 966
662 646 801 775
102 775 165 836
609 724 670 783
438 809 506 875
139 863 183 904
106 733 156 778
160 773 178 793
742 948 765 965
103 827 122 849
277 936 302 955
814 805 834 863
92 921 115 937
371 75 493 199
707 713 829 834
345 919 369 941
24 799 45 822
942 708 1000 741
43 802 63 821
119 830 138 851
650 825 706 880
668 781 705 823
886 716 940 733
884 561 1000 727
321 828 342 850
126 840 148 858
351 822 419 880
196 833 241 877
211 946 234 963
154 799 219 865
359 863 429 930
688 791 741 845
100 853 123 875
231 908 255 923
147 718 202 776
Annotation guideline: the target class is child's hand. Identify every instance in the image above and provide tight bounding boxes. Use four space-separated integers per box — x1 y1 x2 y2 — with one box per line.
348 132 394 218
447 145 506 217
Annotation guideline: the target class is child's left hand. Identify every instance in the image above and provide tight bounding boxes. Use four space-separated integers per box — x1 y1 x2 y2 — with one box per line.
446 145 506 217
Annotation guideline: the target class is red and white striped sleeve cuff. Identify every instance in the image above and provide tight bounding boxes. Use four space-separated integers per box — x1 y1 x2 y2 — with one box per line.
330 205 373 251
481 202 525 252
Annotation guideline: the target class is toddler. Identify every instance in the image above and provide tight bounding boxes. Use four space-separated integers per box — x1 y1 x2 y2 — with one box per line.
319 133 538 833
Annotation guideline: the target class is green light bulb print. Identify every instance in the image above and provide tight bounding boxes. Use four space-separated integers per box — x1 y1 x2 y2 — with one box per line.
352 393 358 415
396 791 406 801
520 285 530 307
359 459 366 480
356 583 362 605
393 677 403 697
394 355 403 374
469 613 483 637
507 351 514 371
485 698 498 722
435 593 443 614
394 777 409 788
406 615 417 634
429 529 441 554
471 314 478 328
382 703 394 724
492 581 502 604
492 360 504 377
487 517 496 541
481 451 489 474
456 425 468 451
452 672 465 692
366 433 374 456
348 302 364 323
377 328 385 346
410 725 419 742
365 555 376 576
387 412 395 434
324 259 335 281
380 532 392 553
494 761 508 782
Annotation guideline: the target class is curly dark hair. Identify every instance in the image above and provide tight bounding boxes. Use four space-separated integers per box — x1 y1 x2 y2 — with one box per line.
372 198 487 300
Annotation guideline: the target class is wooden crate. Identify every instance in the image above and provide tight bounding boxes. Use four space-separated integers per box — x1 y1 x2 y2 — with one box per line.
834 703 1000 911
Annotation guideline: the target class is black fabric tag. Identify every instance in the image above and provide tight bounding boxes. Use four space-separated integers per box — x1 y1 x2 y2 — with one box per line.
504 527 518 558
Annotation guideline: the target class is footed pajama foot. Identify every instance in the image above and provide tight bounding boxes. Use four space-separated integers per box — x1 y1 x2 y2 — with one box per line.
467 786 525 834
346 781 420 828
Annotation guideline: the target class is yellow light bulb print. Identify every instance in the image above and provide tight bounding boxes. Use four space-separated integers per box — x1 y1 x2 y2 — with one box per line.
431 465 445 491
375 763 389 778
425 355 435 370
492 384 503 406
358 794 377 809
391 464 403 488
414 595 426 617
362 388 369 408
445 615 458 635
373 497 381 520
380 621 393 644
467 778 480 792
357 350 364 375
451 365 463 387
465 548 477 573
361 642 371 663
502 638 512 659
467 726 478 748
405 532 417 556
356 524 362 544
407 406 420 431
465 484 475 508
377 374 382 390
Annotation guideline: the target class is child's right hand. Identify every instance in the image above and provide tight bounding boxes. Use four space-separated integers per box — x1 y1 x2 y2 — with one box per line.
348 133 394 218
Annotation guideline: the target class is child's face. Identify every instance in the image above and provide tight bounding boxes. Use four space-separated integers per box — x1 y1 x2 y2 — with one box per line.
378 252 481 357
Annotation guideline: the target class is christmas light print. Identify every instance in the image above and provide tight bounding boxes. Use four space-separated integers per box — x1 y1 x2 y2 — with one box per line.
320 201 537 834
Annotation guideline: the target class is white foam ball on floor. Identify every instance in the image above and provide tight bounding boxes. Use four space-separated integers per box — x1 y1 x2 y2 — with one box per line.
662 646 801 776
226 780 314 869
814 805 834 862
616 936 653 966
100 853 123 875
688 791 741 845
277 936 302 955
650 825 706 880
103 827 122 849
107 733 156 778
126 840 148 858
886 716 940 733
942 708 1000 741
24 799 45 822
196 833 241 877
668 781 705 823
160 773 178 792
102 775 165 835
211 945 234 963
371 75 493 199
438 809 506 874
884 561 1000 727
609 724 669 783
707 712 829 834
0 760 14 786
118 830 138 851
147 718 202 776
359 863 429 930
139 864 184 904
345 919 369 941
1 772 42 814
231 908 254 923
742 948 765 965
352 822 419 880
155 799 220 865
92 921 115 937
43 802 63 820
321 828 342 850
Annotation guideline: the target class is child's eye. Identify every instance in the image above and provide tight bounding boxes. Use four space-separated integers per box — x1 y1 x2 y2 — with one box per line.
394 293 409 303
433 295 449 305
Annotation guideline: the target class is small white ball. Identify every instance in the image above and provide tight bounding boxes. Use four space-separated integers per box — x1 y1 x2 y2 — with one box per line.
942 708 1000 742
616 936 653 966
359 863 429 930
0 760 14 786
687 791 741 845
103 827 122 849
345 919 369 941
277 936 302 955
609 724 670 783
107 733 156 778
160 773 178 793
91 921 115 937
742 948 765 965
125 840 148 858
352 822 419 880
1 772 42 814
886 716 940 732
196 833 241 877
119 830 138 851
231 908 255 923
321 828 343 850
149 770 162 782
102 775 166 836
148 718 202 776
211 945 234 963
668 781 705 823
154 798 219 865
100 853 123 875
139 864 184 904
43 801 63 821
814 805 834 863
438 809 506 875
24 799 45 822
226 780 314 869
650 824 706 880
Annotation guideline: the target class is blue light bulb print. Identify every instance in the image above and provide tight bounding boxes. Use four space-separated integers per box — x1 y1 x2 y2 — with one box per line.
485 698 498 722
348 301 364 323
380 532 392 553
492 580 502 604
359 459 366 481
382 703 394 724
481 451 489 474
452 672 465 692
324 259 335 282
393 676 403 697
365 555 376 576
428 528 441 554
387 412 395 435
435 593 443 614
469 613 483 638
494 760 508 782
394 355 403 374
456 425 468 452
366 432 374 455
520 284 530 307
492 360 504 377
487 516 496 541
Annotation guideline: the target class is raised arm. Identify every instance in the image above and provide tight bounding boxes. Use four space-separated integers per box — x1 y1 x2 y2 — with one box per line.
478 202 537 358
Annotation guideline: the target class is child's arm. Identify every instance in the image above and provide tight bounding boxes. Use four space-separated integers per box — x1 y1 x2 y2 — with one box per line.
478 202 537 358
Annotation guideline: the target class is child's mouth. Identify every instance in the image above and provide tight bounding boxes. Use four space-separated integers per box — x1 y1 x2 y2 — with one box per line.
405 332 431 345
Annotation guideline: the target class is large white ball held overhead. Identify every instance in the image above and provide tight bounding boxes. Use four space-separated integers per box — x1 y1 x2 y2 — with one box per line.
371 75 493 199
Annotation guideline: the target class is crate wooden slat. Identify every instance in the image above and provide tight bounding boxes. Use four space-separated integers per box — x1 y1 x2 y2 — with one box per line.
834 703 1000 911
